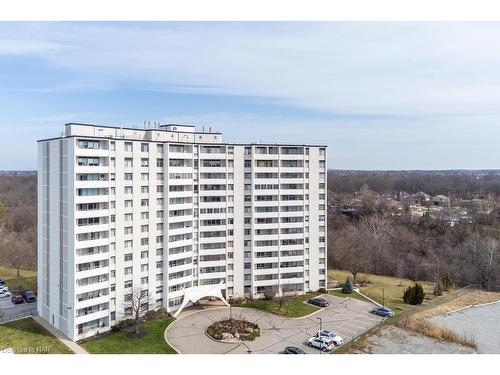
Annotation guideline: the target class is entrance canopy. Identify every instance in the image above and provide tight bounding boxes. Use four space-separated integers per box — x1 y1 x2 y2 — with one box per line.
173 281 229 317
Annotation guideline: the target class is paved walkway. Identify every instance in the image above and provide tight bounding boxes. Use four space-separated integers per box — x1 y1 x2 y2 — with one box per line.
33 315 88 354
165 294 383 354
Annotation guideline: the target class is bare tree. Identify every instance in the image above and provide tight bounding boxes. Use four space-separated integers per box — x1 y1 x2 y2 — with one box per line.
463 234 499 287
330 224 368 283
123 288 153 321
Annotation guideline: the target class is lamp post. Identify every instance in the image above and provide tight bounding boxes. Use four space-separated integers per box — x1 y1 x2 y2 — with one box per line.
317 317 322 354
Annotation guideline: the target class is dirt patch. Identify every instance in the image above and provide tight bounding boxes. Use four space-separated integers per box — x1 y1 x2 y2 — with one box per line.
412 290 500 321
353 325 475 354
395 290 500 349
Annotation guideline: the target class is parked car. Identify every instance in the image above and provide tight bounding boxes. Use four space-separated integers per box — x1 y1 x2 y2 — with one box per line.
0 290 11 298
22 291 37 303
11 294 24 304
283 346 306 354
316 330 343 346
0 284 9 292
307 336 335 351
0 278 5 285
308 297 329 307
371 306 394 317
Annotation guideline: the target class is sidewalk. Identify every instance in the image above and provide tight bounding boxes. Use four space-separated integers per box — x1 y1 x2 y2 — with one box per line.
33 315 88 354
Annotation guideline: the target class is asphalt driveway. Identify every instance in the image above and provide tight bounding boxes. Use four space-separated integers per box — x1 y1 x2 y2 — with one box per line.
165 294 383 354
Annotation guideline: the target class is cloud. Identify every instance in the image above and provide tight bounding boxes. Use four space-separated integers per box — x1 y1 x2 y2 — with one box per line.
1 22 500 116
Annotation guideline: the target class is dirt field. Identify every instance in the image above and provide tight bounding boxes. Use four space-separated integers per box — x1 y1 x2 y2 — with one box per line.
352 325 475 354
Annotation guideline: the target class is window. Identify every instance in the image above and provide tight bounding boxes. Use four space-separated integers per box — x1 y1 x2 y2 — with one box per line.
124 267 133 275
124 186 133 194
124 158 133 167
141 143 149 153
157 159 164 168
125 142 133 152
78 140 101 149
124 253 133 261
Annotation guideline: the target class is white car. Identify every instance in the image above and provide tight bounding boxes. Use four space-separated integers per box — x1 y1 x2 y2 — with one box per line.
317 330 344 346
0 290 11 298
0 285 9 292
307 336 335 351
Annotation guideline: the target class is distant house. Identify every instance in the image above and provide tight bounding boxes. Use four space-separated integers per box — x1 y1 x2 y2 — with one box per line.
432 194 450 206
402 191 432 207
413 191 432 204
429 207 472 226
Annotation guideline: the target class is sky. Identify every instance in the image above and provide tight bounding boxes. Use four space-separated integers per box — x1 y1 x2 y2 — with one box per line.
1 21 500 170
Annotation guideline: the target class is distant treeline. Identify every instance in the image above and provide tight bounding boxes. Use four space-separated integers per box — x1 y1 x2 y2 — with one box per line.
328 169 500 198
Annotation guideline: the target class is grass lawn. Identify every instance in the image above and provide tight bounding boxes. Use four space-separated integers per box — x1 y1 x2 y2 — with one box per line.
0 318 73 354
232 293 320 318
81 318 176 354
0 266 37 293
329 270 435 312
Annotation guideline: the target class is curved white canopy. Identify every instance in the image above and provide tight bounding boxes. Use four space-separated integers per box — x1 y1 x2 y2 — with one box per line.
173 281 229 317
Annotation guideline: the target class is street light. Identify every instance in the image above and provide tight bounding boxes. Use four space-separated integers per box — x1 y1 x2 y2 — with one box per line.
317 317 322 354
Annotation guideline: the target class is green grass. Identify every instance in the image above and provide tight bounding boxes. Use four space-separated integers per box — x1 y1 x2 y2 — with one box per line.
0 266 37 293
232 293 320 318
329 289 372 303
329 270 435 312
0 318 73 354
81 318 176 354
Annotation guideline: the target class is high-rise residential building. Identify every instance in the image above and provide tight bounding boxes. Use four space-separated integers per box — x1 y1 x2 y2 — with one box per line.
37 122 327 341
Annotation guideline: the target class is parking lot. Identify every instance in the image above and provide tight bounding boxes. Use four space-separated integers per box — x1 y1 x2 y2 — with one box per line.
0 294 37 323
165 294 384 354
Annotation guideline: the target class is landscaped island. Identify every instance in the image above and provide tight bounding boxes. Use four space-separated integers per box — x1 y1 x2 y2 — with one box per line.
207 318 260 342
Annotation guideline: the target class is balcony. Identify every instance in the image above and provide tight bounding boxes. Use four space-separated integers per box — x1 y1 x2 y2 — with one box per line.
74 308 109 325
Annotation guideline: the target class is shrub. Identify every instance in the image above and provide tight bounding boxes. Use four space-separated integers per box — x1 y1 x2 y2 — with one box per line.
317 288 327 294
342 277 353 294
403 283 425 305
144 307 171 321
441 274 454 291
433 280 444 296
112 318 138 332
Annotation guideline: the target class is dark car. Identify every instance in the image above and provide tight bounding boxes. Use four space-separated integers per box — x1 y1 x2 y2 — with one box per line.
23 291 37 303
308 297 329 307
283 346 306 354
0 278 5 285
11 294 24 304
371 306 394 317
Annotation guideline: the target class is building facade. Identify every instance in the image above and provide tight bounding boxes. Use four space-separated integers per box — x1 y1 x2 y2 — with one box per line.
37 123 327 341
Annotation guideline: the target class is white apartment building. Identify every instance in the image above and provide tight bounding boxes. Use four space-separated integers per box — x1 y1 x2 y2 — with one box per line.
37 122 327 341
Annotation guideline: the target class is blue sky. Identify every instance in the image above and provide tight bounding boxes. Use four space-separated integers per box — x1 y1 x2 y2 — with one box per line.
1 21 500 170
